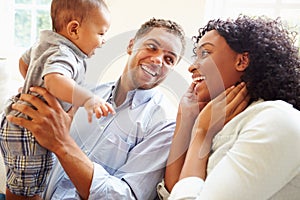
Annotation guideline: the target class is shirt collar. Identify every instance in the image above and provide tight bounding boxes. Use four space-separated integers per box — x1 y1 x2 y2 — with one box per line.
41 30 88 60
110 78 158 109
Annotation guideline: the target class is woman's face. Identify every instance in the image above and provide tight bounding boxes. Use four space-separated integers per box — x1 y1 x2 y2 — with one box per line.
189 30 245 103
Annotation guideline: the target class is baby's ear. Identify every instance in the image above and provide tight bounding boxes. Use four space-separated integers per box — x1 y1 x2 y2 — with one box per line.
67 20 80 39
127 39 135 55
236 52 249 72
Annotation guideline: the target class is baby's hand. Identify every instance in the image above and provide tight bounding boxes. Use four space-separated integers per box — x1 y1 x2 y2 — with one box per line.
84 96 115 123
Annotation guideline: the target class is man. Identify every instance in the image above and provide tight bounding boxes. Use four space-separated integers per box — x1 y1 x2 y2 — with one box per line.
6 18 186 199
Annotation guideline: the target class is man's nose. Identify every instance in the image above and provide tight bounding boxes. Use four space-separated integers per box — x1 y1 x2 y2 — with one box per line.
150 53 163 67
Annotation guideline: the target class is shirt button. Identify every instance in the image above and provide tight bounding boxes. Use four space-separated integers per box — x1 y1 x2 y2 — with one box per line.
84 150 89 155
99 125 105 130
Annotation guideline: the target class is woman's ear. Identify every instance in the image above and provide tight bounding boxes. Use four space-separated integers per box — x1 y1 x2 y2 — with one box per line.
127 39 135 55
67 20 80 39
236 52 249 72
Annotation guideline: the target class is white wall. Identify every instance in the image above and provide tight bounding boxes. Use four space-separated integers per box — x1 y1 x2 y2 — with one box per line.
0 59 8 194
106 0 204 38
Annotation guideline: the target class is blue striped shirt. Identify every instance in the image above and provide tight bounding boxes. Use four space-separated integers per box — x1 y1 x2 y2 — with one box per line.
44 80 176 199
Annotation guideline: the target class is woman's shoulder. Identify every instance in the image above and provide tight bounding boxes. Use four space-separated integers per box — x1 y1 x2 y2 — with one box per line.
246 99 300 118
224 99 300 141
239 100 300 138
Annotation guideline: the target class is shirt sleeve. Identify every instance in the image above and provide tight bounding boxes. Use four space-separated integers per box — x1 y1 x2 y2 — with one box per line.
21 47 32 65
89 163 136 199
169 177 204 200
157 179 170 200
42 45 79 79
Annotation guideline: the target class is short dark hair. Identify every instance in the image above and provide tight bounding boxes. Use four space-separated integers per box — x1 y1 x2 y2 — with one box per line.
135 18 186 59
51 0 108 32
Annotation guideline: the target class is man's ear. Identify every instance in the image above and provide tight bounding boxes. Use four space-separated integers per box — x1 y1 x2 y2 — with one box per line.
127 39 135 55
67 20 80 39
236 52 249 72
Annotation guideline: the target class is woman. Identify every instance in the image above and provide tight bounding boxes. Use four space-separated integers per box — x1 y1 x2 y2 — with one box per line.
158 15 300 199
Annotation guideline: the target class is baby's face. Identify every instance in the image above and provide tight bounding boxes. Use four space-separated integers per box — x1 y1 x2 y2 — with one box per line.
76 7 111 57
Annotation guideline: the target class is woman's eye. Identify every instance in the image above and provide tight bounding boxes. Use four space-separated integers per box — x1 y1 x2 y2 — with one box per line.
201 49 209 58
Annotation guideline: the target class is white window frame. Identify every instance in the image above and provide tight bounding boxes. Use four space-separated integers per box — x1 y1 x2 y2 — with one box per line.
0 0 51 58
0 0 51 88
14 0 51 47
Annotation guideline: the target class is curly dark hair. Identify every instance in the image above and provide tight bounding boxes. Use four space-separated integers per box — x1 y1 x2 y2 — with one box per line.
135 18 186 59
193 15 300 110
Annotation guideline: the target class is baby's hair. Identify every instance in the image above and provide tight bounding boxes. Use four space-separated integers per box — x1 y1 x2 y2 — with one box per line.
135 18 186 58
51 0 108 32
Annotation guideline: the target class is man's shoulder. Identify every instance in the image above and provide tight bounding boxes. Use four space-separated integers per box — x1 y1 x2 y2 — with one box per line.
146 89 178 120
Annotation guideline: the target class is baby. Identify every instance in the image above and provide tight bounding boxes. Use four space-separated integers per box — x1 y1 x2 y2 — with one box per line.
0 0 114 199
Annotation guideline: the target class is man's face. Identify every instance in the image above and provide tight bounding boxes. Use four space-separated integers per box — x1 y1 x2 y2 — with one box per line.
124 28 183 90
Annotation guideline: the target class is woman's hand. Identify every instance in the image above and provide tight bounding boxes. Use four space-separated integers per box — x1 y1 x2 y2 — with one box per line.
194 82 249 138
6 86 73 154
178 82 250 181
178 82 207 121
164 83 209 191
192 82 250 153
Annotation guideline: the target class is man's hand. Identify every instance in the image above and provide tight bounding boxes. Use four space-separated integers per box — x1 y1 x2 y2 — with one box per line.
6 86 73 153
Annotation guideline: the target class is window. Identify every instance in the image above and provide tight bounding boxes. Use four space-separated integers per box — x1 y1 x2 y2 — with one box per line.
204 0 300 49
0 0 52 95
14 0 51 48
0 0 51 56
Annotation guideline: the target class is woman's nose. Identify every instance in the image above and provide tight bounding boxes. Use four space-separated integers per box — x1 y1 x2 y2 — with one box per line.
188 62 200 73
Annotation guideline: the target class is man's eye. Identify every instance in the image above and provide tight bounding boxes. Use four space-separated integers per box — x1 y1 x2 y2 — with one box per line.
165 56 174 65
147 44 157 51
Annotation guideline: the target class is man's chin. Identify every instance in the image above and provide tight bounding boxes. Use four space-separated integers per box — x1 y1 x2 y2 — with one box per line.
138 82 158 90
